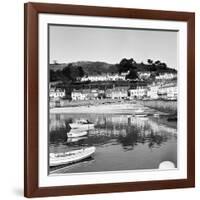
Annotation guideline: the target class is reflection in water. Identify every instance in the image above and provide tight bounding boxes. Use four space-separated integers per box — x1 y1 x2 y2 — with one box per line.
49 112 177 173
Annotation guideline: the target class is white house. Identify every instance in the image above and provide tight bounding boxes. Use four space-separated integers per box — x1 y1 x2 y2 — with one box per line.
147 84 160 99
80 73 127 82
137 71 151 80
81 75 107 82
129 86 147 99
158 83 177 100
155 72 177 80
71 89 99 101
71 90 83 101
105 87 129 99
49 88 65 99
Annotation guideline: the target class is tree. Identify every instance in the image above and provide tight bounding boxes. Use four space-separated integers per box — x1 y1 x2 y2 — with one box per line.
155 60 161 65
49 69 56 81
159 62 167 69
126 69 138 80
118 58 136 73
62 66 72 80
78 66 84 77
147 59 153 64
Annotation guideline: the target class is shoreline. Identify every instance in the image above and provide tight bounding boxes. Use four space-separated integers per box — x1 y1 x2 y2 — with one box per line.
50 101 171 115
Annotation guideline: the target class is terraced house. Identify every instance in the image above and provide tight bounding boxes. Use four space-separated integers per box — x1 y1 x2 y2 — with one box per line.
158 83 177 100
129 86 147 99
71 89 99 101
80 72 128 82
105 86 129 99
49 88 65 100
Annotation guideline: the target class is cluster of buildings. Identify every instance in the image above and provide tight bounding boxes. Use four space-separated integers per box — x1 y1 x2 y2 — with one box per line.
80 72 129 82
155 72 177 80
71 82 177 101
71 87 130 101
49 71 177 101
80 71 177 82
129 82 177 100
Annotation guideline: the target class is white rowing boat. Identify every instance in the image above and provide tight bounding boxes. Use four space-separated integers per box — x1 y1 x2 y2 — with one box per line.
154 113 160 118
50 146 96 167
135 114 148 117
67 130 88 138
69 123 95 130
135 108 144 114
69 119 95 130
67 136 87 143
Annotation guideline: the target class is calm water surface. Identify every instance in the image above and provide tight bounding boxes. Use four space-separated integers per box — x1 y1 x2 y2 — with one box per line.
49 106 177 174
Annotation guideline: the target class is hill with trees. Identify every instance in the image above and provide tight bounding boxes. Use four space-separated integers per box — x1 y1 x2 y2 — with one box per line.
49 58 177 82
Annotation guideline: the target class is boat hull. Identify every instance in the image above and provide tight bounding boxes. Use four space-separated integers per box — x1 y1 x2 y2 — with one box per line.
67 131 88 138
69 123 95 130
50 147 96 167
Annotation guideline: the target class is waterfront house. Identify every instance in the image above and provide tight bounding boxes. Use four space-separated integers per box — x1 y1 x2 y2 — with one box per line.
71 90 83 101
71 89 99 101
87 89 99 100
105 88 113 99
158 83 177 100
49 88 65 99
71 89 89 101
129 86 147 99
147 84 160 99
105 86 129 99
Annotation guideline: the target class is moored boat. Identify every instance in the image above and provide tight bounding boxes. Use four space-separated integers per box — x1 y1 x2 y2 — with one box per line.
50 146 96 167
133 112 148 118
67 130 88 138
135 114 147 117
67 136 87 143
69 119 95 130
69 123 95 130
133 108 148 118
154 113 160 118
135 108 144 114
138 116 148 120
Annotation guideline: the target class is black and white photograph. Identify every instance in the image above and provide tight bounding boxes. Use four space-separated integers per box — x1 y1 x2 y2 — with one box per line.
48 24 178 175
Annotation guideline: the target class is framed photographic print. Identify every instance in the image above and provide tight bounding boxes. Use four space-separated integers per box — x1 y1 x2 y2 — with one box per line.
24 2 195 198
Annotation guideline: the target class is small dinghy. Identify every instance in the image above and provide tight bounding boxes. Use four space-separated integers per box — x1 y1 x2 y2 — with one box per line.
133 109 147 118
135 108 144 114
154 113 160 118
67 130 88 138
50 146 96 167
69 123 95 130
135 114 148 117
137 116 148 120
69 119 95 131
67 136 87 143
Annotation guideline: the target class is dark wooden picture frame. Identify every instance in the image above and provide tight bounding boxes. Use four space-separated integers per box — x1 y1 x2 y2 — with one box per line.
24 2 195 198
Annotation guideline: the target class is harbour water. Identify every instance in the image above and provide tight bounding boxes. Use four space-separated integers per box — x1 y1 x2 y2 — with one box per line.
49 104 177 174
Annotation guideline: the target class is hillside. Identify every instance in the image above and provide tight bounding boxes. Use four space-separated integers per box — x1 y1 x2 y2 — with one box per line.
49 61 118 75
49 59 177 82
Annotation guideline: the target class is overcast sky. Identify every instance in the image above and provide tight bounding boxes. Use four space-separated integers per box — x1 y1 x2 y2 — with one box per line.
49 25 178 69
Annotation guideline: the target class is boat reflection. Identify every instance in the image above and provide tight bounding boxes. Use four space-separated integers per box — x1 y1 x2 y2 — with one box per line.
49 112 177 173
49 113 176 150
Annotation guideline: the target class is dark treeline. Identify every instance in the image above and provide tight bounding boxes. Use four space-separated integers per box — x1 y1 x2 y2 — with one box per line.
49 58 177 82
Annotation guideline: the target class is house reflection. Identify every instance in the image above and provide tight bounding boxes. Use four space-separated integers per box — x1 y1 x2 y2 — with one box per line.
49 113 176 150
